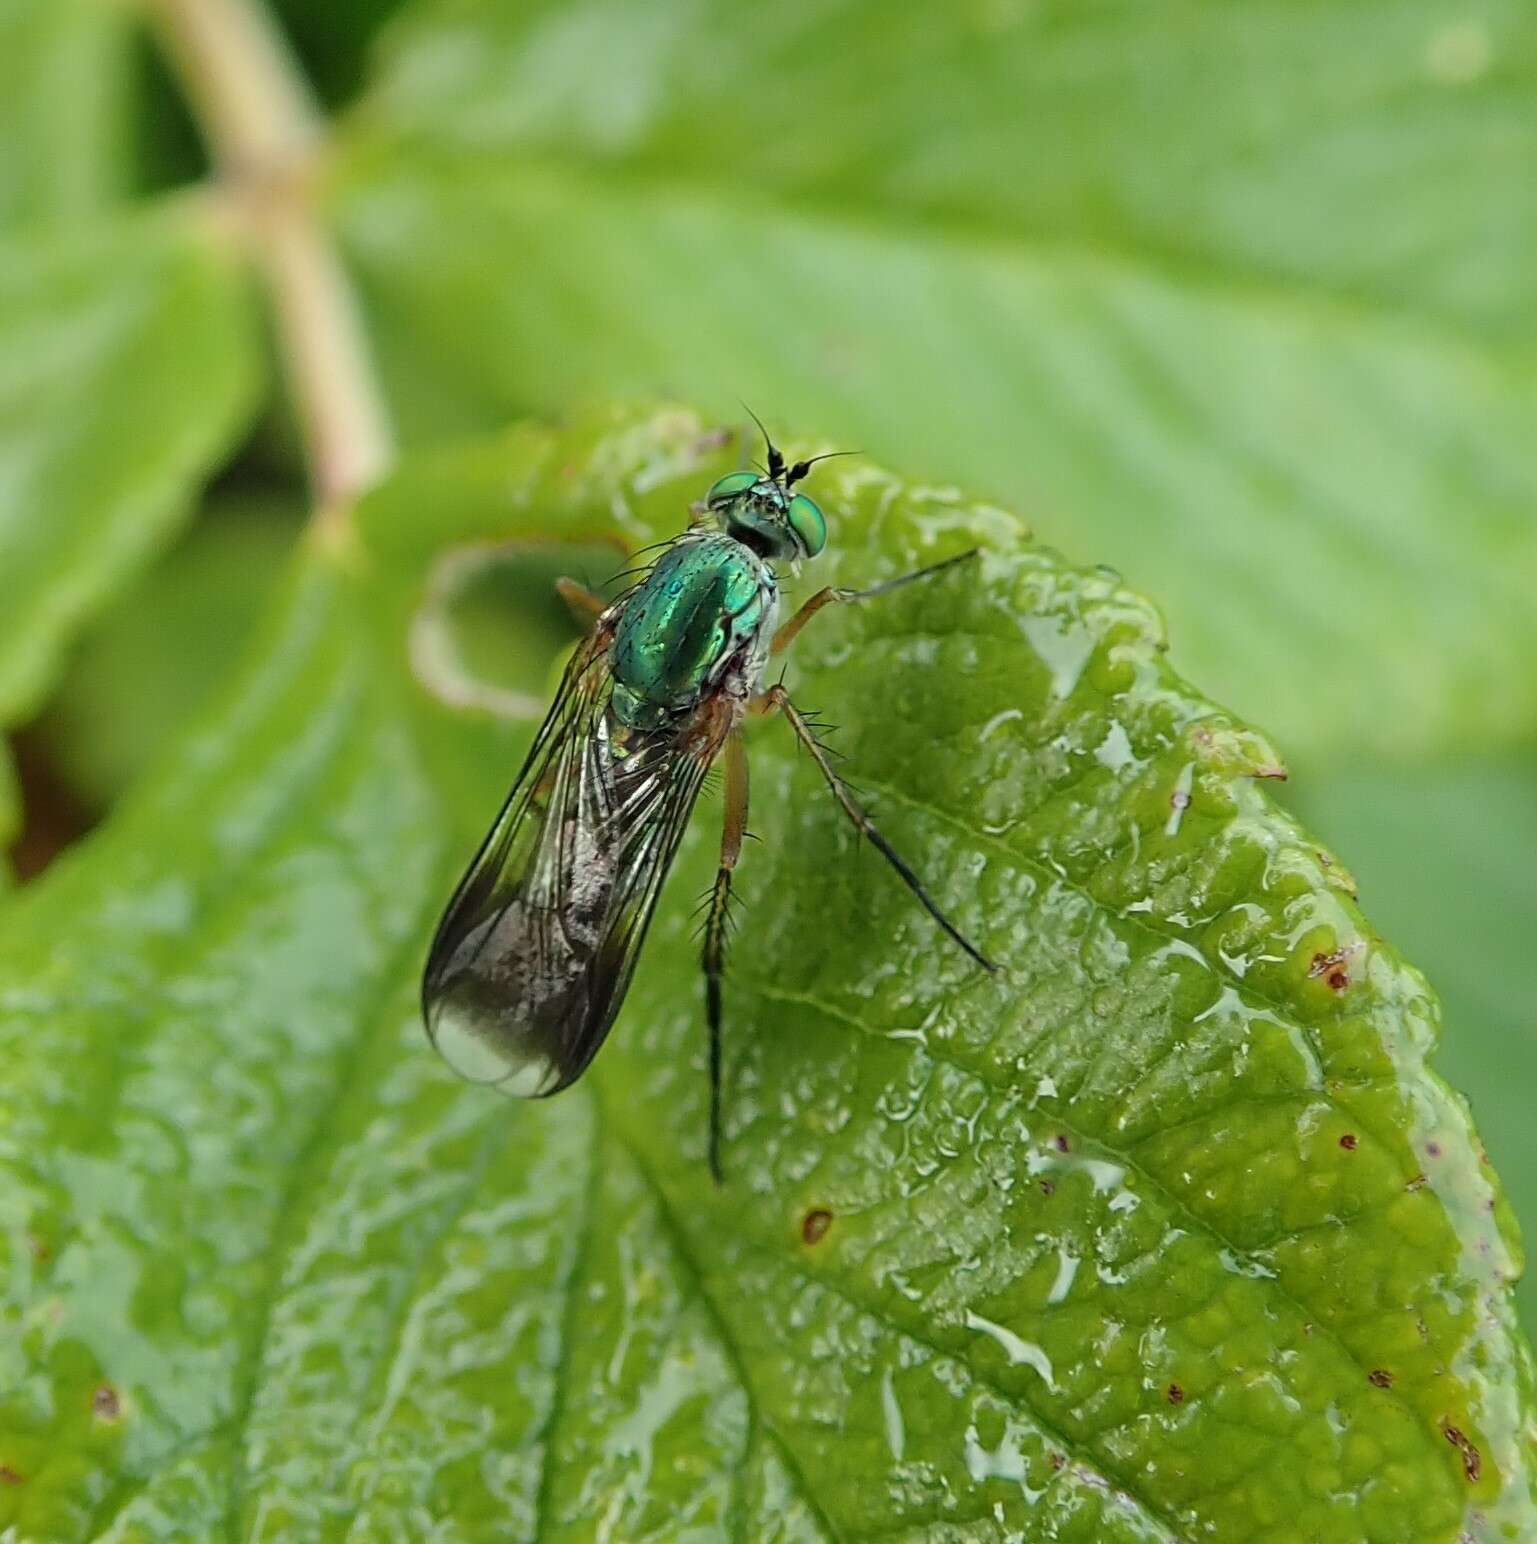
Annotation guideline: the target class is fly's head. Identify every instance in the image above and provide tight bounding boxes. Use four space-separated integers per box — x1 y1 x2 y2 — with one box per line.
705 416 847 564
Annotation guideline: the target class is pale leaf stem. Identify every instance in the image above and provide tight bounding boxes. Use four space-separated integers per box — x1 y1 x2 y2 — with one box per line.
146 0 393 534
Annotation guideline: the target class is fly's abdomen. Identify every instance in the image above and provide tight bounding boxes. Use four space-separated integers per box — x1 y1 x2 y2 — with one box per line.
610 537 768 727
424 885 614 1097
422 698 709 1101
422 756 616 1097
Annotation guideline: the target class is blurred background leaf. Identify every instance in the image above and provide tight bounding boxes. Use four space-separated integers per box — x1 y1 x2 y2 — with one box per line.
35 493 302 811
0 214 260 728
0 0 136 231
267 0 410 105
353 0 1537 339
0 208 261 881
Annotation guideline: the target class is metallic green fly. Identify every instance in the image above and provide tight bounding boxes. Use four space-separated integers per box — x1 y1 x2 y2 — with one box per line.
421 421 996 1179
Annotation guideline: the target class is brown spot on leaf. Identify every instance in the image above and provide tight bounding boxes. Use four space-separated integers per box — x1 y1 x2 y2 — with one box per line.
1053 1134 1070 1153
801 1209 832 1246
92 1385 120 1420
1048 1452 1065 1472
1442 1422 1482 1482
1040 1179 1055 1196
1308 947 1354 992
1407 1173 1429 1192
1169 789 1191 811
0 1465 21 1485
1427 1141 1443 1159
1339 1133 1358 1151
1250 765 1288 782
1167 1383 1185 1404
1368 1368 1394 1388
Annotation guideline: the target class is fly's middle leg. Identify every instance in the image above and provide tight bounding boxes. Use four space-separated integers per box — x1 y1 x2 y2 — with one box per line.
703 729 749 1183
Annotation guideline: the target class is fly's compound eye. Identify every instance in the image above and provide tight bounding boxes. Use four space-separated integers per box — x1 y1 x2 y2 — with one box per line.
706 471 759 509
787 493 827 557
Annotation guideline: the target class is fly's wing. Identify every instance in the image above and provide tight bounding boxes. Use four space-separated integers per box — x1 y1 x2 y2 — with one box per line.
422 634 722 1098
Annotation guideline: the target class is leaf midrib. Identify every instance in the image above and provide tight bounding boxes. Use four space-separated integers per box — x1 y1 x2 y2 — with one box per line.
529 1086 605 1544
614 1123 840 1544
607 1093 1186 1543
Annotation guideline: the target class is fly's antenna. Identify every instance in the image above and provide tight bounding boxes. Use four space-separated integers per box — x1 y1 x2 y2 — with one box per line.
741 402 786 483
785 448 860 487
743 404 860 487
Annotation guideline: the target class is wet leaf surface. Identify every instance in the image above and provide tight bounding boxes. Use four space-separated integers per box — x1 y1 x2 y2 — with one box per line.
1 405 1531 1541
1289 756 1537 1338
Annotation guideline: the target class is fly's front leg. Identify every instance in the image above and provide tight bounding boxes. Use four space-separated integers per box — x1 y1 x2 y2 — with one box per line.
771 548 980 656
703 729 749 1183
556 577 610 634
757 684 995 973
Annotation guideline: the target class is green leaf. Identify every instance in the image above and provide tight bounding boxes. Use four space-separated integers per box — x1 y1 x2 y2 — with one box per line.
0 208 261 732
1287 756 1537 1339
267 0 414 105
0 555 442 1539
357 0 1537 340
333 0 1537 765
2 404 1531 1541
0 0 135 231
34 494 304 812
0 206 260 884
0 741 17 880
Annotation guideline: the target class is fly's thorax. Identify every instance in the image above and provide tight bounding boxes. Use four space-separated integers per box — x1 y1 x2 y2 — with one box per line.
609 533 776 727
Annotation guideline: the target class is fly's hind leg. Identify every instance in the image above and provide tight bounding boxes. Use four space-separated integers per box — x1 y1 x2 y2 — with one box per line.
757 684 995 973
772 548 980 656
556 578 609 634
703 729 749 1183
